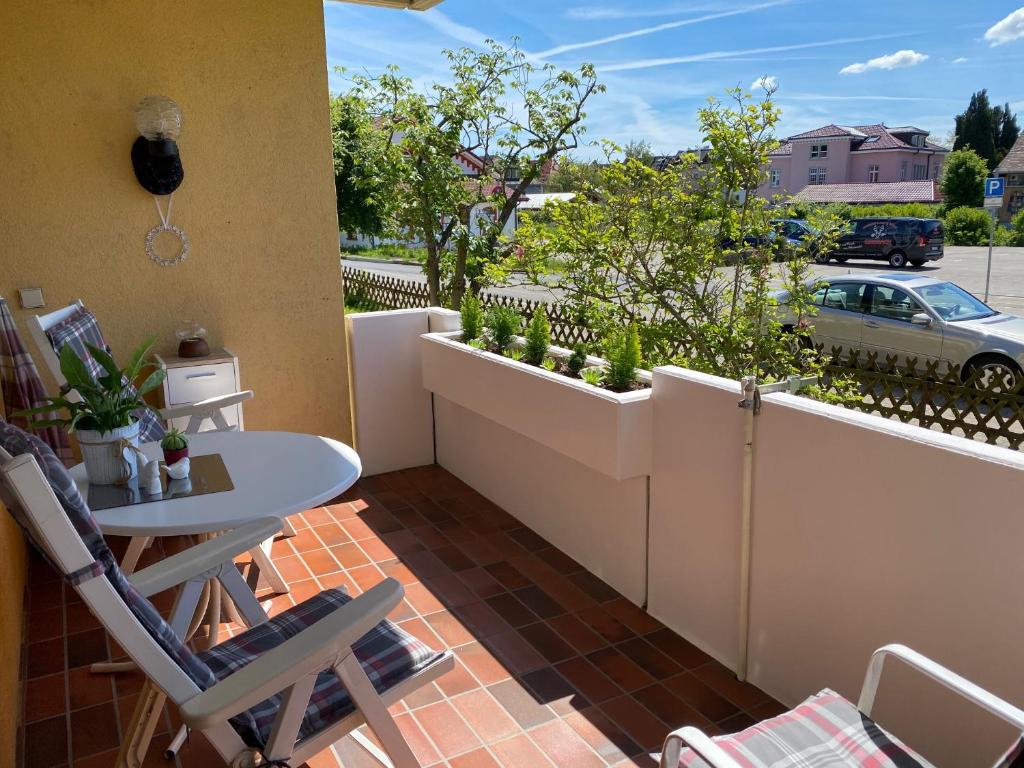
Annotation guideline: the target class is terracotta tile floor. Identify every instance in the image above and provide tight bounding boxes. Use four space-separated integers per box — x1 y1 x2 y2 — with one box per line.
18 464 784 768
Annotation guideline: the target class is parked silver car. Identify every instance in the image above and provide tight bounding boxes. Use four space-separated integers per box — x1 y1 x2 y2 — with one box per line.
779 273 1024 389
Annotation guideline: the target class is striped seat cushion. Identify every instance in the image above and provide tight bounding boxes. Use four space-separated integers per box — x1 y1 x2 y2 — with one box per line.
678 689 937 767
44 307 165 442
200 587 445 749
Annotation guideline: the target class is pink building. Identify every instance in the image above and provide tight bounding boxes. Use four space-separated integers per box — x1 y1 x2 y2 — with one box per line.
757 123 949 203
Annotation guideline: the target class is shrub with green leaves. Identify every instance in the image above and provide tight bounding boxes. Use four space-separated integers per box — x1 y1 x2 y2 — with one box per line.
580 367 604 386
944 206 993 245
523 307 551 365
604 324 642 391
1012 210 1024 247
486 306 520 353
460 292 484 341
567 344 588 377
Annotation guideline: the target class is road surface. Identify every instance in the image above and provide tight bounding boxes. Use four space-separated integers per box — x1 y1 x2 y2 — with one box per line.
344 246 1024 314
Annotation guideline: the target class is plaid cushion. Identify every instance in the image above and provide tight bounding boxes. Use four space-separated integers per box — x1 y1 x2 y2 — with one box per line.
678 689 937 767
199 588 445 750
0 421 215 691
44 307 165 442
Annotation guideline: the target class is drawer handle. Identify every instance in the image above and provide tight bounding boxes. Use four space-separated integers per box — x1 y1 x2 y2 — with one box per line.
185 372 218 380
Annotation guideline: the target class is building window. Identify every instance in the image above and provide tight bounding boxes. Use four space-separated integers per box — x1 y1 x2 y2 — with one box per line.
808 167 827 185
769 169 781 188
901 161 909 181
810 144 828 159
868 165 879 183
1009 174 1022 186
913 164 927 180
931 163 942 180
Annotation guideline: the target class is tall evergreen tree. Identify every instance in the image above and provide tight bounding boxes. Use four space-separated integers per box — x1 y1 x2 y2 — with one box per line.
954 90 998 169
953 90 1019 170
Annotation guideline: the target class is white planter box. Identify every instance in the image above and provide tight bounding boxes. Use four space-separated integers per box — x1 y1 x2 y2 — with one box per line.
420 332 652 481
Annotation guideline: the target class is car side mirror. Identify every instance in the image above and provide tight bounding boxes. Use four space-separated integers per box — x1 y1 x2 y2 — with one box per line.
911 312 932 327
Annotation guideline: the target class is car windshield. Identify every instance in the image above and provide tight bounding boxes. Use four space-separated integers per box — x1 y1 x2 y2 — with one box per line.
916 282 996 321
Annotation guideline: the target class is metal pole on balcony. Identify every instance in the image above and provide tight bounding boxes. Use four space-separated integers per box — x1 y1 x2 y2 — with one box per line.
736 375 757 681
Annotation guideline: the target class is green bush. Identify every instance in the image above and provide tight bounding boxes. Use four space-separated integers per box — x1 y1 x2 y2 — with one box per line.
944 207 993 245
604 324 642 391
523 307 551 365
847 203 942 220
941 149 988 209
1012 210 1024 247
567 344 588 377
460 292 483 341
485 306 520 353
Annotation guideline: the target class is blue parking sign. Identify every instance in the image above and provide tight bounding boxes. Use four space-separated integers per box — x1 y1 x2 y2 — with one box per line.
985 177 1005 198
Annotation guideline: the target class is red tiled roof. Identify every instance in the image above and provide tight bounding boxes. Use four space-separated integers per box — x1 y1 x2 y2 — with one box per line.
996 135 1024 174
788 124 857 140
794 180 938 204
770 140 792 157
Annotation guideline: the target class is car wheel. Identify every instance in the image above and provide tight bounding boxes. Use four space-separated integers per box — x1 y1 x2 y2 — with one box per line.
814 252 830 264
909 259 925 267
888 250 907 268
964 354 1023 393
834 256 849 263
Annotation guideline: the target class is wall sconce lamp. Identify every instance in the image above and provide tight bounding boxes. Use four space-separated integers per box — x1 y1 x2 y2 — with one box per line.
132 95 189 266
131 96 185 195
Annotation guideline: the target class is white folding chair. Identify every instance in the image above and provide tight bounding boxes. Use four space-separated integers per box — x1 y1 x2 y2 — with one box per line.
0 428 454 768
26 300 291 589
660 644 1024 767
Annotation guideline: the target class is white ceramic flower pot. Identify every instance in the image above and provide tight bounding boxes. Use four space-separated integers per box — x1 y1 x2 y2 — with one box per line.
77 422 141 485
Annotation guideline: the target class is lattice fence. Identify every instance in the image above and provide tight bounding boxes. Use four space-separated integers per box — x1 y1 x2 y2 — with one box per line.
342 266 599 348
823 350 1024 449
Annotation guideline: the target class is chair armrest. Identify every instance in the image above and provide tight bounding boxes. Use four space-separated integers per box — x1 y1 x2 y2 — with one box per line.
660 726 743 768
128 517 283 597
859 644 1024 730
159 390 254 422
179 578 404 730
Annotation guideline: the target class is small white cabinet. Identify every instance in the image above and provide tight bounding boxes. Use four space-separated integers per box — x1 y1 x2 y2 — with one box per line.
155 348 244 432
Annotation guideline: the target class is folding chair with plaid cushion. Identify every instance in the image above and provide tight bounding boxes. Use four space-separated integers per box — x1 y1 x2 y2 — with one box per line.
0 421 454 768
661 645 1024 768
24 300 289 592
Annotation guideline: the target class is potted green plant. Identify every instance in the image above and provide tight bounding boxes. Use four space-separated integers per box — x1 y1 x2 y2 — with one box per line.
160 427 189 465
20 337 166 485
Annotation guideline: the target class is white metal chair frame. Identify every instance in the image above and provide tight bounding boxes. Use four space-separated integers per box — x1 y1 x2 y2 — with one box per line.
1 447 454 768
660 643 1024 768
26 300 288 587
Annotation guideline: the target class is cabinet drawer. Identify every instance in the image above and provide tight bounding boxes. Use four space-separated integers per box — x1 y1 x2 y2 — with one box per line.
165 363 236 405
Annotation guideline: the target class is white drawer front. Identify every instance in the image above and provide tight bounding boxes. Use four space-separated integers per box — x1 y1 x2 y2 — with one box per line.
166 362 236 405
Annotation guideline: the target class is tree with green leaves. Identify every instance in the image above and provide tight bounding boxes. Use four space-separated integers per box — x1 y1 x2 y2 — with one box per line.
497 88 844 386
953 90 1019 169
330 92 402 241
623 140 655 166
941 148 988 208
343 41 603 308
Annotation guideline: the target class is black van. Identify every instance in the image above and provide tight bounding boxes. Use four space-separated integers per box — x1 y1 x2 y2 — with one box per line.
821 217 944 268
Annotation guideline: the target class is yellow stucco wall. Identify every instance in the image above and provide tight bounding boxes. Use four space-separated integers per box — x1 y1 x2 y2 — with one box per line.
0 2 352 756
0 0 351 440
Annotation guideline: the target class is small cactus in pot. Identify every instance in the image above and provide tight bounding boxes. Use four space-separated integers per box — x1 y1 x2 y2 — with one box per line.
160 428 189 465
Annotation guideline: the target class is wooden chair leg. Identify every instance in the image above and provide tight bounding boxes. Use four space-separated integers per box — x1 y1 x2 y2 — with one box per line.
120 536 151 574
281 517 297 538
115 680 166 768
249 542 289 594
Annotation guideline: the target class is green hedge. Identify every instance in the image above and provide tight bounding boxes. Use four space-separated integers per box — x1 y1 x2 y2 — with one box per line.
944 207 992 246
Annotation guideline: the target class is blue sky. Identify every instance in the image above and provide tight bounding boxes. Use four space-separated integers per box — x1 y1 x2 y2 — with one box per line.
323 1 1024 157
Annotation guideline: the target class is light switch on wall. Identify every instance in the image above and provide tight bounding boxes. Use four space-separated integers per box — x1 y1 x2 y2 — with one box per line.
18 288 44 309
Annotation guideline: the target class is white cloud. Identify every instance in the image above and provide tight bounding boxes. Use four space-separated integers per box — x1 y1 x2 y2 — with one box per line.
414 9 492 50
952 56 968 64
599 32 910 73
751 75 779 91
565 3 741 21
839 49 928 75
985 7 1024 46
533 1 790 59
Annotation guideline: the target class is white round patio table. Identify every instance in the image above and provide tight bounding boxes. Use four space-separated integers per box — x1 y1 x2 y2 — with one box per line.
70 430 362 537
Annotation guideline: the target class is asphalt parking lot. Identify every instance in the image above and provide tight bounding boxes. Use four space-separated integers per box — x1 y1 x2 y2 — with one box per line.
808 246 1024 315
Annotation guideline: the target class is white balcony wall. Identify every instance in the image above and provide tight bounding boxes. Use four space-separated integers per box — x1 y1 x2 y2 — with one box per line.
749 393 1024 766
